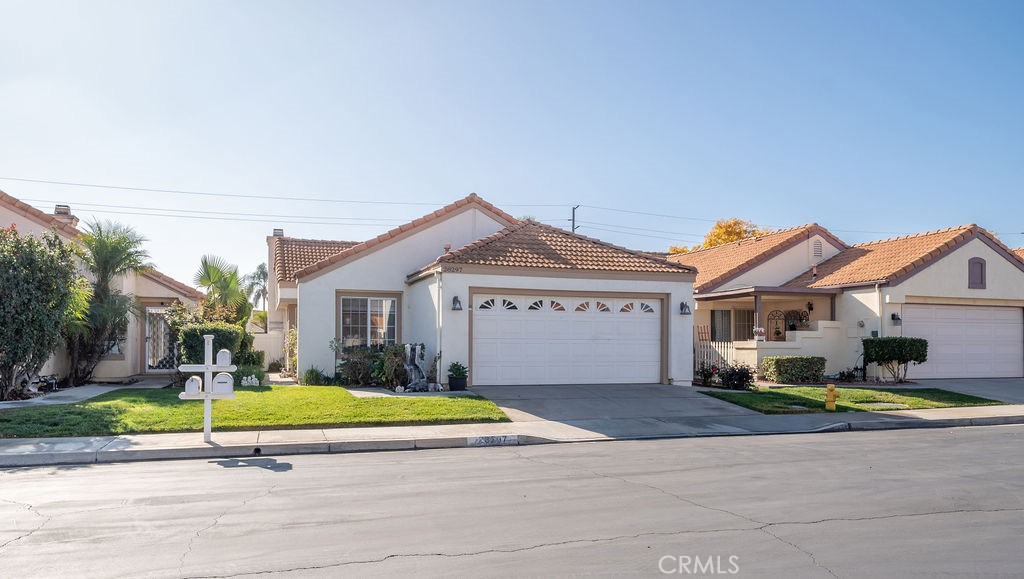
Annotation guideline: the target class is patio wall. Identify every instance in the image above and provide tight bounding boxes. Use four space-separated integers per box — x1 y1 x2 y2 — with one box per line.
735 320 849 375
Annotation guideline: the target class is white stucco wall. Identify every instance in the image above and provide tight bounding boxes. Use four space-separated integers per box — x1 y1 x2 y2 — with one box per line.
717 235 842 291
296 207 508 374
885 238 1024 306
427 272 696 384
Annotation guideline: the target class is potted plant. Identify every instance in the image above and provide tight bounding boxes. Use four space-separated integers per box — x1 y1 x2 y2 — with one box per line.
447 361 468 391
753 327 766 342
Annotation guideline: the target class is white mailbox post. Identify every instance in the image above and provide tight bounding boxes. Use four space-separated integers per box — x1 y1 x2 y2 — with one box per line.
178 334 237 443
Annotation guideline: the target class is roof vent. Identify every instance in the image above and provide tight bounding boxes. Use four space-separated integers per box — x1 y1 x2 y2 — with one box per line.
272 229 284 237
813 239 823 260
811 265 818 279
52 204 79 227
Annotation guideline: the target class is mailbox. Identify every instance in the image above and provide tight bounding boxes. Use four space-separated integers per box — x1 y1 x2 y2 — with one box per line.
185 376 202 395
212 372 235 395
216 349 232 367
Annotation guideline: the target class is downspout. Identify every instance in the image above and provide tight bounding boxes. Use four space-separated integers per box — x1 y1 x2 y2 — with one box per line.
874 282 883 381
435 270 443 385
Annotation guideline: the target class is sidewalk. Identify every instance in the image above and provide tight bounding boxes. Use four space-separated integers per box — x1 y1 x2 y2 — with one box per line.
2 403 1023 467
0 377 171 409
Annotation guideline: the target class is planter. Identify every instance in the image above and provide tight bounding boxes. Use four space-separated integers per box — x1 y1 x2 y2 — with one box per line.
448 375 468 391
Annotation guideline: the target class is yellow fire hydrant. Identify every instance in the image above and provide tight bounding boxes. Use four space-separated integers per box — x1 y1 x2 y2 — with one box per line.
825 383 838 412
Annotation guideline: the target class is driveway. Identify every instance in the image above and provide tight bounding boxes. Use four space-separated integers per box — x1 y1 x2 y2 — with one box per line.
471 383 766 439
916 378 1024 403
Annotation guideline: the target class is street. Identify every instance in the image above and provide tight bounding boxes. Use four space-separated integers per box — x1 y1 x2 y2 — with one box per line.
2 426 1023 578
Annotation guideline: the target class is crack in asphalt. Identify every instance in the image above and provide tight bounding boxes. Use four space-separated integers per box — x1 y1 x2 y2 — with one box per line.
177 485 278 576
0 497 52 552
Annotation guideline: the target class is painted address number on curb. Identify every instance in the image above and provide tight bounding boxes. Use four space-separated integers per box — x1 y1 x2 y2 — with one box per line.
467 435 518 447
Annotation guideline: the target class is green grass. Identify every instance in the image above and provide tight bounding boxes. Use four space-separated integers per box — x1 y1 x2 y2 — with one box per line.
0 386 509 438
703 387 1005 415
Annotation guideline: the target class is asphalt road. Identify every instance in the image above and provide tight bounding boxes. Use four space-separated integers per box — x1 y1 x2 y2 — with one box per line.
2 426 1023 578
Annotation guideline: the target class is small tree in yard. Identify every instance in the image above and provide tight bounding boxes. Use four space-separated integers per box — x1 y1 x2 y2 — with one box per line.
862 337 928 383
0 225 80 400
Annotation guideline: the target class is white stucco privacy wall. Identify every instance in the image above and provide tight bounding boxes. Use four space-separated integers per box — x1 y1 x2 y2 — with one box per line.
296 206 508 374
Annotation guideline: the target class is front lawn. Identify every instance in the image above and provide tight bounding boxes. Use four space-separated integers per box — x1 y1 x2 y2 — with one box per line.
703 387 1005 415
0 386 509 438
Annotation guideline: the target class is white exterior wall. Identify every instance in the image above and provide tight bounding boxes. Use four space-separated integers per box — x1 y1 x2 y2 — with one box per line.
885 238 1024 306
405 275 441 371
430 272 696 384
717 235 842 291
296 207 507 374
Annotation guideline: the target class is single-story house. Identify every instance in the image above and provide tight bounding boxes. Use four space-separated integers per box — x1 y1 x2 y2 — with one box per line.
0 190 202 381
669 224 1024 380
266 194 697 386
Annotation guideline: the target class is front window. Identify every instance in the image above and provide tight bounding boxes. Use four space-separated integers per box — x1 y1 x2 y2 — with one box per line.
339 297 397 348
733 309 755 341
710 310 732 342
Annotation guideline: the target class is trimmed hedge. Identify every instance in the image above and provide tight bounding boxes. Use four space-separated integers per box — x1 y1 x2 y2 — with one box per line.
862 337 928 382
760 356 826 383
178 321 244 364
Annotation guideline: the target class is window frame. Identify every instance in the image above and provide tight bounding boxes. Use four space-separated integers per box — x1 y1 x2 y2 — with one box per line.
710 309 732 342
335 291 402 355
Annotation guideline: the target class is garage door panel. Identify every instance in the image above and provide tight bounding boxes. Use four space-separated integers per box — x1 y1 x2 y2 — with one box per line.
903 305 1023 379
472 293 662 385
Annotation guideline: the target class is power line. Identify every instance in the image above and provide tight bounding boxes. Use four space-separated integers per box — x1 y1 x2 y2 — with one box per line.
0 176 567 207
578 225 681 242
21 198 409 223
577 220 704 240
583 205 720 223
27 205 406 227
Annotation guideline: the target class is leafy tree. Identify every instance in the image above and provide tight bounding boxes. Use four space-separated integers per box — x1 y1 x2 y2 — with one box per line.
242 262 269 310
194 255 251 324
66 221 153 385
0 225 79 399
669 218 772 253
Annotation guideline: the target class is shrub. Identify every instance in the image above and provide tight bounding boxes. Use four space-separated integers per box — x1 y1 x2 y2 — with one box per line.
862 337 928 383
301 366 330 385
337 346 376 386
695 361 719 386
267 359 284 373
717 364 755 390
236 348 265 368
178 321 244 364
760 356 827 383
231 364 266 386
285 328 298 374
448 362 468 378
373 344 409 388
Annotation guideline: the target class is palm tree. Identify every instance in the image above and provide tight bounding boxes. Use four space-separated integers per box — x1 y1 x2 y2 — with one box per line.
194 255 251 325
66 221 153 385
242 263 269 310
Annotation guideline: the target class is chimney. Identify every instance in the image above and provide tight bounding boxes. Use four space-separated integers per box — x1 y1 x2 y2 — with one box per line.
53 204 79 227
273 228 284 237
443 243 451 254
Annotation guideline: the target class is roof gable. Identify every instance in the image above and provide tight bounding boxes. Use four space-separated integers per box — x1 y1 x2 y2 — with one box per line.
294 193 519 280
785 225 1024 288
418 220 696 275
667 224 846 291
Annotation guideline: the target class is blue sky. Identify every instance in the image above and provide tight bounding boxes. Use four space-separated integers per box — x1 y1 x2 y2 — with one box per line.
1 0 1021 286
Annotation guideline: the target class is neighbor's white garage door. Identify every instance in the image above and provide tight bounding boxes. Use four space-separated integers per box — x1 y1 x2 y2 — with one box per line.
472 295 662 385
902 305 1023 379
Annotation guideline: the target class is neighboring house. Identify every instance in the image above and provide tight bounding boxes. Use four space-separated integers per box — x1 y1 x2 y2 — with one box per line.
0 190 202 381
669 224 1024 380
266 194 697 386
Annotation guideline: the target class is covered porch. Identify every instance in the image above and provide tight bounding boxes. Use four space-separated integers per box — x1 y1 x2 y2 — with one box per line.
693 286 847 374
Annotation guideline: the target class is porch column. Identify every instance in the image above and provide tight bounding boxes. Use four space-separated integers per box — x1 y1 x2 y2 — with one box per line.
754 294 763 328
829 295 836 321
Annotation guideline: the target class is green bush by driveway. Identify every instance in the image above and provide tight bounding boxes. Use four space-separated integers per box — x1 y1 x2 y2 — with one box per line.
0 386 509 438
759 356 826 383
703 387 1004 414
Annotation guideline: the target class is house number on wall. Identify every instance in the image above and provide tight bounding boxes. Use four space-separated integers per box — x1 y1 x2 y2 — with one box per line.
442 266 463 273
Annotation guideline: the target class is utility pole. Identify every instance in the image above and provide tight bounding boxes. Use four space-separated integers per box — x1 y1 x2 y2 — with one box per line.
571 205 580 231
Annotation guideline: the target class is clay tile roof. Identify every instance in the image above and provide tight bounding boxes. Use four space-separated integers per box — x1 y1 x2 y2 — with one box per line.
294 193 520 280
424 220 696 274
1015 248 1024 261
667 224 846 292
142 269 205 301
784 224 1016 288
273 237 360 283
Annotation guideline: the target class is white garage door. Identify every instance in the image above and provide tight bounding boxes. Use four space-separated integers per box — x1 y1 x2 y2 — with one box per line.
902 305 1023 379
472 295 662 385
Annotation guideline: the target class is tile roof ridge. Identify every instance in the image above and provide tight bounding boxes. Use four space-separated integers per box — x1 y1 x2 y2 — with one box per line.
679 223 817 255
274 236 361 244
436 220 530 262
530 220 696 272
852 224 975 248
0 188 82 238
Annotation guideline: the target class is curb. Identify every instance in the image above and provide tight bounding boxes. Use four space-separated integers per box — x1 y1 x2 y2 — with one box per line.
3 416 1023 468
